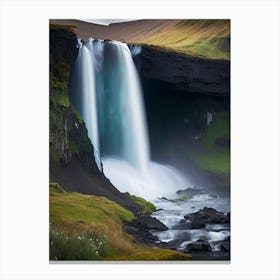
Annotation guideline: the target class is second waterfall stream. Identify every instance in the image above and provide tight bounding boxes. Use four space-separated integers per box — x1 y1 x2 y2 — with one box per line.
71 38 190 200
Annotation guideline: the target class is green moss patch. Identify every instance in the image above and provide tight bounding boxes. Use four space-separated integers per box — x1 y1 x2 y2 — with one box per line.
125 193 156 214
202 112 230 149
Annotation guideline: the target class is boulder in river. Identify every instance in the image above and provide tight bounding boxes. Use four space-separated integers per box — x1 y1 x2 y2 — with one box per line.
176 187 207 196
184 207 230 229
126 215 168 231
124 225 159 245
123 215 168 245
220 242 230 252
220 235 230 252
183 240 212 252
171 222 192 230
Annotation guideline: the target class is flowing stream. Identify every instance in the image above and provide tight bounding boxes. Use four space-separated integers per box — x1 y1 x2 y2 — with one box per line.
151 194 230 253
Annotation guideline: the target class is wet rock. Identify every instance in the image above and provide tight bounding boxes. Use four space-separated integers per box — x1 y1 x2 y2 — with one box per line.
171 222 192 230
220 242 230 252
126 215 168 231
124 225 159 245
176 187 207 196
224 236 230 242
191 222 206 229
226 212 230 223
124 215 167 245
183 207 229 229
184 240 212 252
220 235 230 252
158 239 186 250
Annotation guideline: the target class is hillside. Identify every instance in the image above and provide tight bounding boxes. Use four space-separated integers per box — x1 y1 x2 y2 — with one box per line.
50 19 230 60
49 184 192 260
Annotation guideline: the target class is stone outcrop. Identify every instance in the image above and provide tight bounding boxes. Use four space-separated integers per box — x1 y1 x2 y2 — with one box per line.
140 46 230 97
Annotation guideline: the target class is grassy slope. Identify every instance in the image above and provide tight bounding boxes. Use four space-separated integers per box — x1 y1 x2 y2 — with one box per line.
192 112 230 174
139 20 230 60
50 19 230 60
50 185 191 260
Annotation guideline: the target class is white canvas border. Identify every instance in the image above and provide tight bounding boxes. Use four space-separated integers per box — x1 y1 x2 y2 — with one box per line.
0 0 279 279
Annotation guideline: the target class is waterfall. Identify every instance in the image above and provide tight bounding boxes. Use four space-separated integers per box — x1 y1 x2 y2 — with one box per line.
71 41 102 171
130 45 142 56
101 41 150 174
207 112 213 126
71 38 190 199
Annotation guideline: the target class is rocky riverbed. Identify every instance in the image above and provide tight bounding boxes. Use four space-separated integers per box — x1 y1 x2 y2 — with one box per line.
150 189 230 260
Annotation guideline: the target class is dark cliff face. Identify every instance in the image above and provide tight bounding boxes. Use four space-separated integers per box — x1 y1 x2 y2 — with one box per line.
140 46 230 97
49 27 97 172
49 27 141 214
50 28 78 67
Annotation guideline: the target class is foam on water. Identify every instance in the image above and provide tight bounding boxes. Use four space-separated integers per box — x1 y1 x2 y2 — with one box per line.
102 158 188 200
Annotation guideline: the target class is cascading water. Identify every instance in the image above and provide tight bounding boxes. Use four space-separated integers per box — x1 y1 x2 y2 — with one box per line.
72 40 102 171
102 41 150 174
71 38 190 199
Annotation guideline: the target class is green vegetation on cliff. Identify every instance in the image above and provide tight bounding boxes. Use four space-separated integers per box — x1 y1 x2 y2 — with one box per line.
191 112 230 174
49 30 94 167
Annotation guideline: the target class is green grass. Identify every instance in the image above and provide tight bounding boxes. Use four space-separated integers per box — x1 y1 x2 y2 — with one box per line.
50 188 135 225
107 248 192 261
191 112 230 174
50 227 108 260
125 193 156 214
180 36 229 60
50 185 192 260
49 182 67 193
